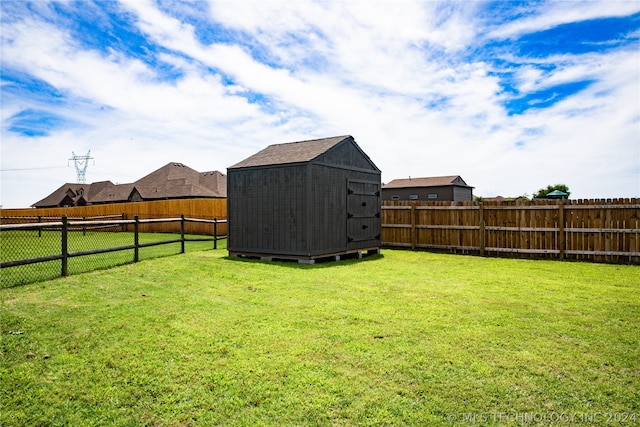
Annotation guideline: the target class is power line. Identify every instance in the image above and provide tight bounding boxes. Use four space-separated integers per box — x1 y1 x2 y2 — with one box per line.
0 166 68 171
92 164 138 180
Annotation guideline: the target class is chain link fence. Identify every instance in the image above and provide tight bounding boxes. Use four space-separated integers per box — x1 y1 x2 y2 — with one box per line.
1 215 226 288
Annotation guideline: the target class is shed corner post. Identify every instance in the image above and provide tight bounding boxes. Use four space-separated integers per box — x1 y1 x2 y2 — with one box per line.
305 162 313 256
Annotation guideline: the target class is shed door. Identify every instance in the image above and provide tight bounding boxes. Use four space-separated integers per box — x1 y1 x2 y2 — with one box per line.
347 179 381 250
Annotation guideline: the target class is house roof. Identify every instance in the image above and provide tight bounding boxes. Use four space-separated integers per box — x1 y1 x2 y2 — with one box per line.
32 184 76 207
32 181 115 207
92 163 227 203
90 183 136 204
199 170 227 196
229 135 352 169
133 162 225 199
86 181 116 199
33 162 226 207
383 176 472 189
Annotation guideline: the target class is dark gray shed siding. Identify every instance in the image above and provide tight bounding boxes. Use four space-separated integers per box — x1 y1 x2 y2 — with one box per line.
228 165 307 255
228 136 381 260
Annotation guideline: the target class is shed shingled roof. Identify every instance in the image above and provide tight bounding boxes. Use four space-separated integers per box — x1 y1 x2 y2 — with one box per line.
229 135 352 169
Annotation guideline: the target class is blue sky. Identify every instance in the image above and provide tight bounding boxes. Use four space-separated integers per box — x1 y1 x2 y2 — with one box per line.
1 0 639 207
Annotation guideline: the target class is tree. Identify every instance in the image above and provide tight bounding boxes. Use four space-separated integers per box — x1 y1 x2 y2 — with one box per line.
533 184 571 199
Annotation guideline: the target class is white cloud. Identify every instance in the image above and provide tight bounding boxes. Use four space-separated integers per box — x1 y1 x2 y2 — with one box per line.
1 0 638 207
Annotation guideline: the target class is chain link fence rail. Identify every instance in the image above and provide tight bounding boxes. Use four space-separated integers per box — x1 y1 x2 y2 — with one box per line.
1 215 227 288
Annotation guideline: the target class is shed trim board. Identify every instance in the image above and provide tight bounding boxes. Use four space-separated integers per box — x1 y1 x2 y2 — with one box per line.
234 160 379 176
313 160 381 175
305 159 313 256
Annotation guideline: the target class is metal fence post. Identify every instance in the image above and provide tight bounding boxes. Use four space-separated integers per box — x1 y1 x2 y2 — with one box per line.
180 214 185 254
213 217 218 250
134 215 139 263
38 215 42 238
61 215 68 277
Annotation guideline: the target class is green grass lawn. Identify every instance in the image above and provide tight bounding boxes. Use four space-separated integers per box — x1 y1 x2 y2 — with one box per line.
1 248 639 426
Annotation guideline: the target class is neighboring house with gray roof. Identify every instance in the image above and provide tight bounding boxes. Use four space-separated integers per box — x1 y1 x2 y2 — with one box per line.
32 162 226 208
382 175 474 201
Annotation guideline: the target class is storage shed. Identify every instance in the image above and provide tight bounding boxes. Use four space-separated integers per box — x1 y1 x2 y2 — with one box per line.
227 135 381 263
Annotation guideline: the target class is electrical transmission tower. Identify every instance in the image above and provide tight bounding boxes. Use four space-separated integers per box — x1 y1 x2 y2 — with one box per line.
69 150 94 184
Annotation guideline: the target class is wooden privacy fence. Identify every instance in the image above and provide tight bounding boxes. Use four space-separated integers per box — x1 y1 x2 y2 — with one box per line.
382 199 640 264
3 197 639 264
1 198 227 237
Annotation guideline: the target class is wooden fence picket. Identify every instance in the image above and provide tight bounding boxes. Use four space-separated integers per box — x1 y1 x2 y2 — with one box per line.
1 199 227 236
381 199 639 264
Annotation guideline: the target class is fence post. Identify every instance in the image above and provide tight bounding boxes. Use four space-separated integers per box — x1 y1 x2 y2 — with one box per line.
213 217 218 250
558 201 565 260
61 215 68 277
38 215 42 238
479 202 485 256
82 216 86 236
134 215 139 263
180 214 185 254
411 204 416 251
